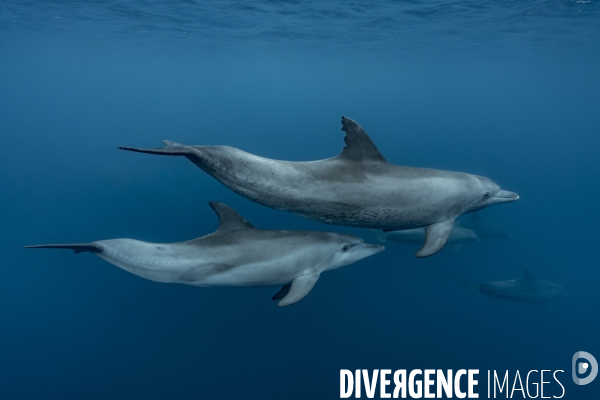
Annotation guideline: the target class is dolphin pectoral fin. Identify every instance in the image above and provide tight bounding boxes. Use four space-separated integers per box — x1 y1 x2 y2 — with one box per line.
271 284 291 301
415 220 454 258
118 140 190 156
278 273 320 307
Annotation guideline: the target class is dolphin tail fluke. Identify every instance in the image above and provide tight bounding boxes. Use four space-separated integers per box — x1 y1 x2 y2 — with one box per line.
24 243 102 254
119 140 190 156
370 229 387 243
453 273 480 295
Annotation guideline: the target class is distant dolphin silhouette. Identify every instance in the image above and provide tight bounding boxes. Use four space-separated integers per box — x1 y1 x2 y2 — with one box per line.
371 225 478 246
455 213 512 239
120 117 518 257
25 202 384 307
454 270 567 303
375 213 511 253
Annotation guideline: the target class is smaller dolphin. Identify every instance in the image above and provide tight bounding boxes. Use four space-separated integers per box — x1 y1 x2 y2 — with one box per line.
25 202 384 307
455 213 512 239
454 270 567 303
372 226 478 247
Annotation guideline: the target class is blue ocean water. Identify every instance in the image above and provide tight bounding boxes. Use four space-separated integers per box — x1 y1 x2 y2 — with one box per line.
1 1 599 399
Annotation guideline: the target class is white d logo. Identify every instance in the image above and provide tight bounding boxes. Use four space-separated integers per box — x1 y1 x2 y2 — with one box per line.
573 351 598 385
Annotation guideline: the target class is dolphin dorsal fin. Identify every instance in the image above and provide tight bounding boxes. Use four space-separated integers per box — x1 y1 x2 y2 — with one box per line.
521 268 536 282
337 117 387 163
209 202 255 234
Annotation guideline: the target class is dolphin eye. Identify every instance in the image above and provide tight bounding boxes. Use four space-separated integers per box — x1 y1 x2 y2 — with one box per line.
342 245 349 251
483 192 491 198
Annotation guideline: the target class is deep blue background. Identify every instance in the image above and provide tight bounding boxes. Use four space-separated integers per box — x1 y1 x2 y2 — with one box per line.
1 1 599 399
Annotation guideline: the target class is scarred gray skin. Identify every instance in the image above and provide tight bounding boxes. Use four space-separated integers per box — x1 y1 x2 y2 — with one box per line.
455 270 567 303
120 117 519 257
25 202 384 307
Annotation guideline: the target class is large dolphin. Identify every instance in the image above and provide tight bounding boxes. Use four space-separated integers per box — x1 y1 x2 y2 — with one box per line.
25 202 384 307
455 213 512 239
120 117 519 257
372 226 478 246
454 270 567 303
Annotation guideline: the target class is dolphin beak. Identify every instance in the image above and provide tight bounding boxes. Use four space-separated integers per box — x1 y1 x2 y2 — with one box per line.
493 190 519 203
355 243 385 254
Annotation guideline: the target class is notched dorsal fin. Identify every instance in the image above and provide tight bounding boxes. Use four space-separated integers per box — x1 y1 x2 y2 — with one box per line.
521 268 536 282
338 116 387 163
209 202 254 234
